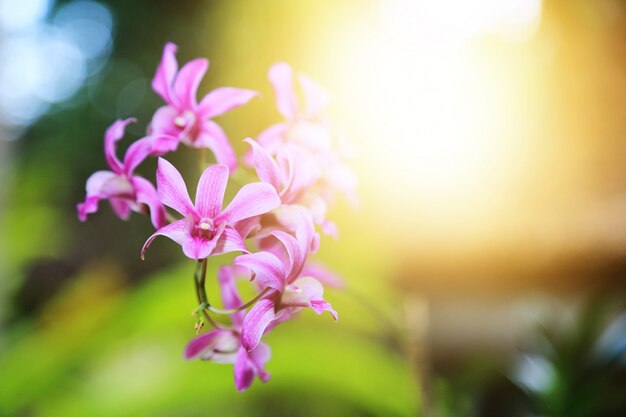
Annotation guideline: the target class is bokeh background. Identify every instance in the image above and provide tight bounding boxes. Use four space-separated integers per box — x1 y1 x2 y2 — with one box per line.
1 0 626 416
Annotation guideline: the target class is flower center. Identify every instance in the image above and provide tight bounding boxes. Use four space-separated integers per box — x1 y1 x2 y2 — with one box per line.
193 217 215 239
174 111 201 143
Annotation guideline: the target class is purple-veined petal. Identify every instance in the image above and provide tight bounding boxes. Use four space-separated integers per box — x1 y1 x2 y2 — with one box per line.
184 330 222 360
141 219 187 259
104 118 136 174
212 225 248 256
216 182 280 225
268 62 298 120
156 158 196 216
123 138 152 175
152 42 179 107
195 164 228 218
233 216 262 240
248 341 271 382
270 230 305 282
234 347 255 391
173 58 208 109
194 120 237 171
244 138 282 192
198 87 258 119
241 298 276 352
234 251 286 291
132 176 167 229
298 72 330 118
181 225 224 260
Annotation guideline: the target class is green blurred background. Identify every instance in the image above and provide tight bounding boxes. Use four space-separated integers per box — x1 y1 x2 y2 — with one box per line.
1 1 626 416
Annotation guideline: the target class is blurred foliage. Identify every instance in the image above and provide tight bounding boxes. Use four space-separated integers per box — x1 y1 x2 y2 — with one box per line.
432 296 626 417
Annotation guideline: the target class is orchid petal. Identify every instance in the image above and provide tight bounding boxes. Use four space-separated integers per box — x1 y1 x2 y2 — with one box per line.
310 300 338 320
234 251 285 291
148 106 180 137
78 171 135 221
77 196 101 222
152 42 179 107
84 170 118 197
195 164 228 218
123 138 152 175
256 123 288 155
132 176 167 229
248 341 271 382
184 330 221 360
194 120 237 171
241 298 276 352
292 277 338 320
109 198 132 219
173 58 208 109
233 216 261 240
216 182 280 225
141 219 187 259
298 72 330 117
217 265 246 327
181 225 224 260
212 225 248 256
104 118 136 174
244 138 282 192
198 87 258 119
268 62 298 120
156 158 196 216
234 347 255 391
270 230 305 282
146 134 180 157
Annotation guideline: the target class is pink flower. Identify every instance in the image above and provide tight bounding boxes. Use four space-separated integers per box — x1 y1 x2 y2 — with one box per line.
77 118 166 229
184 266 271 391
141 158 280 260
257 62 332 155
149 42 258 170
246 137 341 236
234 223 337 352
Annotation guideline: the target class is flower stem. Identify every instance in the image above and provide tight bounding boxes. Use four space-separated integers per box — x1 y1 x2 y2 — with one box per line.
194 259 221 329
206 288 271 315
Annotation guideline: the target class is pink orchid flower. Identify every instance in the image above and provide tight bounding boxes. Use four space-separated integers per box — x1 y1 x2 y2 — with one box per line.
141 158 280 260
257 62 332 155
246 137 341 236
184 266 271 391
234 223 337 352
77 118 166 229
149 42 258 170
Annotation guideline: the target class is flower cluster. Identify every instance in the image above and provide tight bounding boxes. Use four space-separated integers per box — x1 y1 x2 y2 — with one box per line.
78 43 355 391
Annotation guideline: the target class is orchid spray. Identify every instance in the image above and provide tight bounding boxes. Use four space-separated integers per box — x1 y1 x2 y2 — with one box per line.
78 43 356 391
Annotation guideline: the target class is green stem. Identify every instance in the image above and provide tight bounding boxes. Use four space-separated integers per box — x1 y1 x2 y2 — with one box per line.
206 288 271 315
194 259 221 329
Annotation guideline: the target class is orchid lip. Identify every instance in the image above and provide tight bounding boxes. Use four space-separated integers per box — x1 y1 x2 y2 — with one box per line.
192 217 216 239
174 116 187 128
